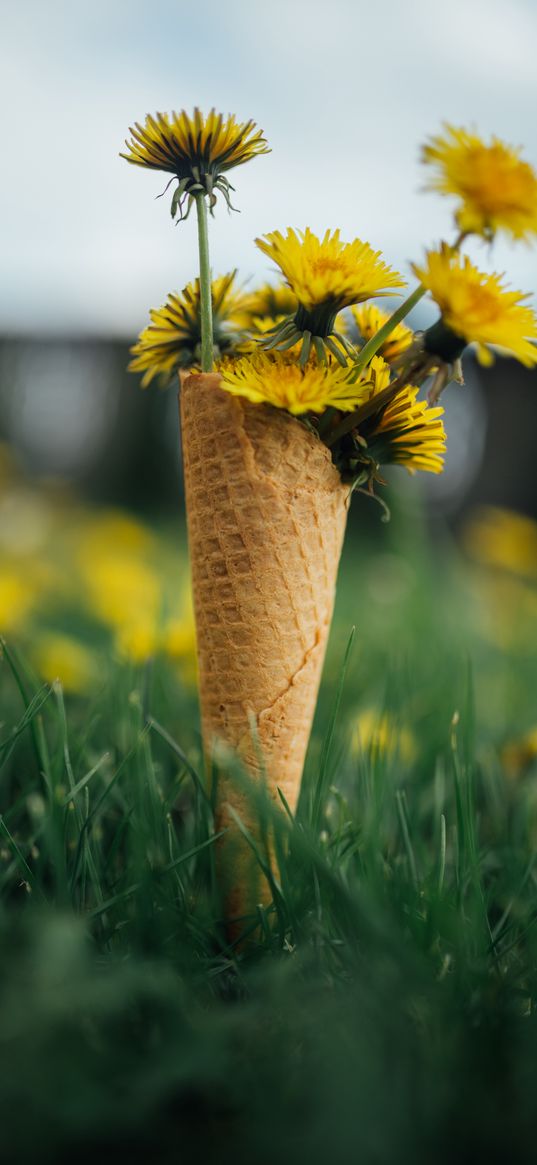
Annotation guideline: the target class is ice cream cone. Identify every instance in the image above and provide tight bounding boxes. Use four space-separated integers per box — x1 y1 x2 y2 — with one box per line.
180 371 350 928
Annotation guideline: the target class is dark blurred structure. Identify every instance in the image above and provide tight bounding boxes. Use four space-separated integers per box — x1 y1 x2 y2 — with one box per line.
0 335 536 524
0 338 182 515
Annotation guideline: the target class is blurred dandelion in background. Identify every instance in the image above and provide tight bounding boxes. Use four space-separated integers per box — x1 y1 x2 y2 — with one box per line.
0 449 197 692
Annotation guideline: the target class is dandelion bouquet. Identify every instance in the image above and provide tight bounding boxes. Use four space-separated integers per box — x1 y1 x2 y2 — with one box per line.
123 112 537 932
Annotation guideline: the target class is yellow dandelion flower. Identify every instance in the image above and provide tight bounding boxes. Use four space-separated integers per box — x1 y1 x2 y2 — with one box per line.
355 357 446 475
218 352 368 416
129 273 250 387
463 507 537 580
368 387 446 475
475 572 537 654
121 108 269 217
0 567 37 632
75 510 153 558
254 228 405 366
158 579 197 681
256 228 404 313
413 246 537 367
163 617 196 660
74 510 159 629
32 634 98 695
245 283 298 321
422 124 537 241
351 303 414 363
87 558 160 632
356 353 391 395
161 617 198 686
502 726 537 781
351 708 416 765
115 621 159 663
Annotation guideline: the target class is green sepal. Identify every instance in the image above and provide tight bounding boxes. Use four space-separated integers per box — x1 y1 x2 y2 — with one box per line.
324 336 348 367
170 177 191 219
299 331 312 368
274 331 301 352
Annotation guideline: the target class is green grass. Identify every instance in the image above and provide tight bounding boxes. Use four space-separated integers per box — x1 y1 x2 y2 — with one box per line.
2 513 537 1163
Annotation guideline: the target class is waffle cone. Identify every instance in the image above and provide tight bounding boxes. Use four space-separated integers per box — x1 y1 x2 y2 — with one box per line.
180 372 350 924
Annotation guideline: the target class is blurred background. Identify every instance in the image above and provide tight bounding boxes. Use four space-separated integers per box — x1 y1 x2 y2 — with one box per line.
4 11 537 1161
1 0 537 707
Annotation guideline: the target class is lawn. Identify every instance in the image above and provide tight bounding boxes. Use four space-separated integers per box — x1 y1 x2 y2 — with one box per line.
1 479 537 1163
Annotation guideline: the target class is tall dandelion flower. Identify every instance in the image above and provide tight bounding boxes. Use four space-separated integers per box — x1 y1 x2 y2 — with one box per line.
218 352 368 415
422 124 537 242
129 273 250 387
121 108 270 219
122 108 269 374
413 245 537 369
255 228 405 366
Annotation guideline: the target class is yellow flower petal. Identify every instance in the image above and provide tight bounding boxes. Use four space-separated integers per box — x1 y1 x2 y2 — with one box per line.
129 274 249 387
218 353 369 415
121 108 269 177
358 358 447 475
351 303 414 363
414 245 537 367
255 228 405 314
32 635 98 695
422 124 537 241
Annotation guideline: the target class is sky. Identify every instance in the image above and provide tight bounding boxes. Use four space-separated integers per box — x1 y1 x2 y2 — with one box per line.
2 0 537 337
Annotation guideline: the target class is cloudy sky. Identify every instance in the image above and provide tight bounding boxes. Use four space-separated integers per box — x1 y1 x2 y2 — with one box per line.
2 0 537 337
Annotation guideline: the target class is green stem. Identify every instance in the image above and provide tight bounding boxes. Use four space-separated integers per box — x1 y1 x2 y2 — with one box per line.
350 231 467 380
351 284 426 378
195 193 213 372
317 406 337 438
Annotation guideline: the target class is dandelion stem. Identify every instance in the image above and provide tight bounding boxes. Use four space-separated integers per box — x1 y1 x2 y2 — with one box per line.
351 285 426 378
195 193 213 372
350 231 467 380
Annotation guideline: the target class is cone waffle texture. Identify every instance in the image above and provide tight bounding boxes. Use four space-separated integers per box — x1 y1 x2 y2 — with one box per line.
180 372 349 917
